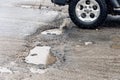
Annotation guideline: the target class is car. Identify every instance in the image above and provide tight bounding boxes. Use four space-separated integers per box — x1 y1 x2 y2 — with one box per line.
51 0 120 29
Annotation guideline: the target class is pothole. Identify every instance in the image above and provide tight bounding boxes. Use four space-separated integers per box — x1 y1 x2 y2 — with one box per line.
24 18 71 73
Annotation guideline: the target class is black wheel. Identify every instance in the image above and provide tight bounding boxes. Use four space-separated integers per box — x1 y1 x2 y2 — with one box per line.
69 0 107 29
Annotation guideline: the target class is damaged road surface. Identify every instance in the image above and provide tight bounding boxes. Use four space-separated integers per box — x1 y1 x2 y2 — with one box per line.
26 15 120 80
1 0 120 80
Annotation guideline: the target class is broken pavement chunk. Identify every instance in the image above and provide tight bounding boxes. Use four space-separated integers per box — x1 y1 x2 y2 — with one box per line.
25 46 57 65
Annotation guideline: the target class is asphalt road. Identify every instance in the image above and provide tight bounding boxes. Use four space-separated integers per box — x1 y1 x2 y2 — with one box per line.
0 0 120 80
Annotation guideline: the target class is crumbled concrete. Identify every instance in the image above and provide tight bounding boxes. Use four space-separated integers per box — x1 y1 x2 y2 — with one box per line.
25 46 57 65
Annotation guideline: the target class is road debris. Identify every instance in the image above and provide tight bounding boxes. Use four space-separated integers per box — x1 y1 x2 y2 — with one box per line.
25 46 57 65
0 67 12 74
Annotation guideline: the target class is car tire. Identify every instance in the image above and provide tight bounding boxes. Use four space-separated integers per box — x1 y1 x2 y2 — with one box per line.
69 0 107 29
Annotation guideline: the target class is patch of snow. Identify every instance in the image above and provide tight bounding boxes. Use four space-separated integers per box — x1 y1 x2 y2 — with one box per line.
41 29 63 35
0 67 12 74
30 68 47 74
25 46 56 65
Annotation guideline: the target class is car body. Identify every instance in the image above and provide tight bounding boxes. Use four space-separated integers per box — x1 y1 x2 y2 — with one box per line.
51 0 120 29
